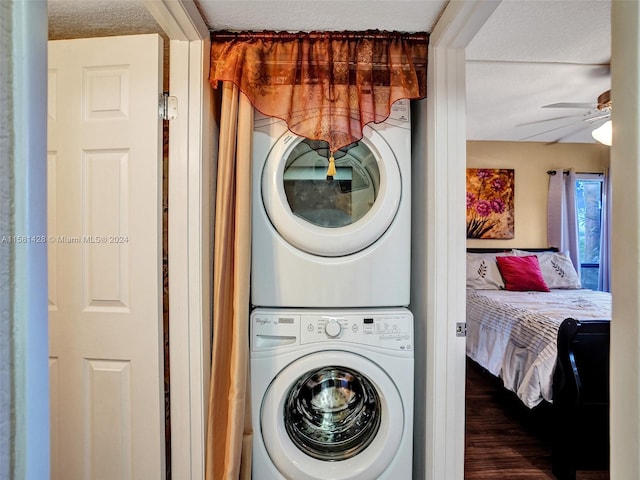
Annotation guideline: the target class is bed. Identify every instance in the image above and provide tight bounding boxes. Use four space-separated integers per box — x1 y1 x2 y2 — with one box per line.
466 247 611 480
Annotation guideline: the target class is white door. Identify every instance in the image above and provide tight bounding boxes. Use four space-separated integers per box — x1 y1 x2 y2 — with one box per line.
47 34 164 480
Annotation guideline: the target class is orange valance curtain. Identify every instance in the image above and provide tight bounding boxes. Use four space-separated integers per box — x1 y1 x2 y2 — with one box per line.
209 30 428 152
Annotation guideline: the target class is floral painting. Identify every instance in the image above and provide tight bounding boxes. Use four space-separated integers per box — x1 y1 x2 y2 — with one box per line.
466 168 514 239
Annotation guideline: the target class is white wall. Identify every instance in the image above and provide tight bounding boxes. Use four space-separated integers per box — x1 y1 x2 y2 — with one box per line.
466 140 610 248
610 2 640 478
0 1 50 478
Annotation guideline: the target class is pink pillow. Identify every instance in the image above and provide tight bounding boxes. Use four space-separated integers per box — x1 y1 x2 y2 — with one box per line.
496 255 550 292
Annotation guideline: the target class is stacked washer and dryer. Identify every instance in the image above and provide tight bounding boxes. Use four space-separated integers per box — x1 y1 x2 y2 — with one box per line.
250 100 414 480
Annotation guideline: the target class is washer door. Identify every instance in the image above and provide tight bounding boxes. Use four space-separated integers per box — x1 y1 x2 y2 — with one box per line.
261 351 404 480
262 128 402 257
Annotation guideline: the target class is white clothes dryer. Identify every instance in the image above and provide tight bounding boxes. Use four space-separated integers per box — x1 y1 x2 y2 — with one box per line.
250 307 414 480
251 100 411 308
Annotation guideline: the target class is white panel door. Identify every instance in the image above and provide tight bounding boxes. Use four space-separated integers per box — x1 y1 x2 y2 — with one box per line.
48 34 164 480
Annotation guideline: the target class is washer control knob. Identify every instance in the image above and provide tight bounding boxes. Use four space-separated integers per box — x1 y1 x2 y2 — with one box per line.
325 319 342 338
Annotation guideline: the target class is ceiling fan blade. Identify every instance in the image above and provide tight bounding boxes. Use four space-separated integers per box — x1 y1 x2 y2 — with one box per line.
587 62 611 78
542 102 597 109
520 123 577 141
520 111 611 143
545 119 609 144
516 113 587 127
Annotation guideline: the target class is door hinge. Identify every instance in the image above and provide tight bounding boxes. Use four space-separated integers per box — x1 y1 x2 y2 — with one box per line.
455 322 467 337
159 93 178 120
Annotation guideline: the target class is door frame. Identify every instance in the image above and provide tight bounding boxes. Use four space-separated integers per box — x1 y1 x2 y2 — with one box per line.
412 2 499 479
610 2 640 478
151 1 501 478
149 1 505 478
142 1 212 478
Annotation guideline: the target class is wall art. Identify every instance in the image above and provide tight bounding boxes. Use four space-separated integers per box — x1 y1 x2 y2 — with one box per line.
466 168 515 239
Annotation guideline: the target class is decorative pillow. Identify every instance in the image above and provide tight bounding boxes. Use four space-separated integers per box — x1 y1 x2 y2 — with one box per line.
466 252 512 290
496 255 550 292
514 250 582 289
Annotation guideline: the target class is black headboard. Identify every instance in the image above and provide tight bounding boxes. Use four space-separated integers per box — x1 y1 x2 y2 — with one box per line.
466 247 559 254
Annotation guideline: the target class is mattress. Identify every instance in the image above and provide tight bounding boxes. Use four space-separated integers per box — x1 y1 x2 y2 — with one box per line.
466 288 611 408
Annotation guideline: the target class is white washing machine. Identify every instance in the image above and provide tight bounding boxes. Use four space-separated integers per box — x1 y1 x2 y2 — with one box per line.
251 100 411 308
250 308 413 480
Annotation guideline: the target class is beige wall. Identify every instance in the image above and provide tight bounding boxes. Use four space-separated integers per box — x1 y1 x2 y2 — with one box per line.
466 140 610 249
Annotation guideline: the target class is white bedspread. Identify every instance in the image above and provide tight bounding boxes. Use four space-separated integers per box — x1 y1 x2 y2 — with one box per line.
466 289 611 408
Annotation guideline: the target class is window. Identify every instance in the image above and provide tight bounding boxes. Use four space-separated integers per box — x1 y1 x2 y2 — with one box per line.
575 174 604 290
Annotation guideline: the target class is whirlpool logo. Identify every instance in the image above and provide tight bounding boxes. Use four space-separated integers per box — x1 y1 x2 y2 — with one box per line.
255 317 276 326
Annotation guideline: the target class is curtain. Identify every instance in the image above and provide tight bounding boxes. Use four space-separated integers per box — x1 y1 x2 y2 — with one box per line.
547 169 581 277
205 82 253 480
209 31 428 152
598 168 611 291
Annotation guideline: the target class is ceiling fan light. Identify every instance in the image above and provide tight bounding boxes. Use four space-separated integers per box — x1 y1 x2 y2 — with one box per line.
592 120 612 146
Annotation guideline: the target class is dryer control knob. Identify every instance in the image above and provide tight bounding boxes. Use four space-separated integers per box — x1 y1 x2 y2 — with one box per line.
325 320 342 338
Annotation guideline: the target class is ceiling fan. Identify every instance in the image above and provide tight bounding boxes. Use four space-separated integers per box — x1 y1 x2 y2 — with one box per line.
543 89 611 112
519 89 612 144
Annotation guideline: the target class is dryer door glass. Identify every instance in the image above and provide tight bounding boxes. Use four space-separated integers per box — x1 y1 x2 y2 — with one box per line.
283 139 380 228
284 366 381 461
261 126 403 257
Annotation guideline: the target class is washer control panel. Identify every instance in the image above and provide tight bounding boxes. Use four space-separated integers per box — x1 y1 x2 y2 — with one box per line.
251 308 413 351
300 310 413 350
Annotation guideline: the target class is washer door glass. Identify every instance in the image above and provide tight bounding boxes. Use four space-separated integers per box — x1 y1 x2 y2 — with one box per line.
262 127 402 257
284 366 381 461
260 351 404 480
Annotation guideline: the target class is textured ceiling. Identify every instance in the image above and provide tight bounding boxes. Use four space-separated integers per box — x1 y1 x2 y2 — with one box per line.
466 0 611 143
47 0 612 144
48 0 165 40
194 0 445 32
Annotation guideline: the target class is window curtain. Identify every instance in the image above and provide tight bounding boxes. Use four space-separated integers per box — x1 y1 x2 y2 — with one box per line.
209 30 428 153
205 82 253 480
547 169 581 277
598 168 611 291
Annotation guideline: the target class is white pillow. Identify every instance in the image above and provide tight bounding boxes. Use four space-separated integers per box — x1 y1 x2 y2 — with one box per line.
466 252 512 290
513 250 582 289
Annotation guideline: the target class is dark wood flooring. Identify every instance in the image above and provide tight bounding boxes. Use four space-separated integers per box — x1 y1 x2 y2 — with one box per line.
464 359 609 480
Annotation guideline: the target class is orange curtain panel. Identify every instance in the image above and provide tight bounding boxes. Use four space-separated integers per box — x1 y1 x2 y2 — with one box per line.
209 30 428 152
206 82 253 480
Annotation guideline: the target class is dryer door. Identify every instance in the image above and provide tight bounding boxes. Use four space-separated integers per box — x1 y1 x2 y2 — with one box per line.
261 127 402 257
261 351 404 480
